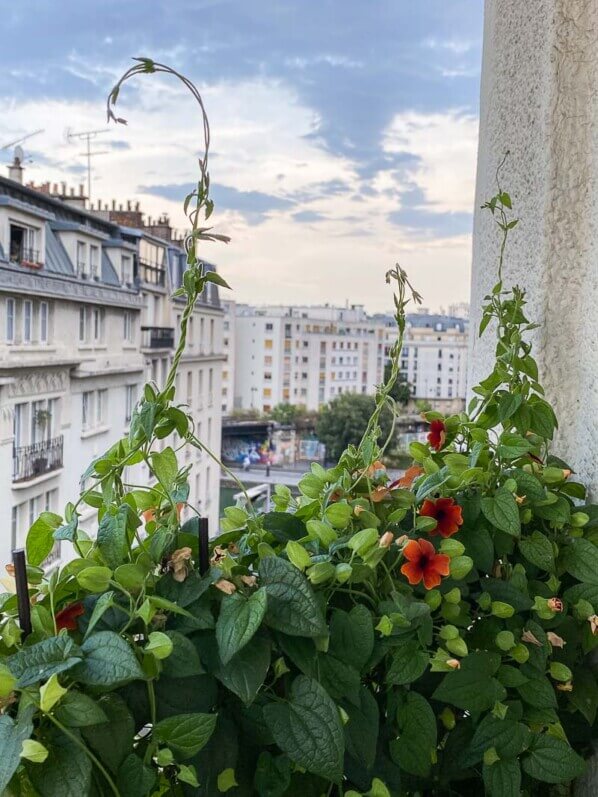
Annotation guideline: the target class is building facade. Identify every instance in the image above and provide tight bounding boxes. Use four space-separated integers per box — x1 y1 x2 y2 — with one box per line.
0 168 224 569
224 303 386 413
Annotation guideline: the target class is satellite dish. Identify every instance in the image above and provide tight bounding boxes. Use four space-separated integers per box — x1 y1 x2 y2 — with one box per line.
14 145 24 162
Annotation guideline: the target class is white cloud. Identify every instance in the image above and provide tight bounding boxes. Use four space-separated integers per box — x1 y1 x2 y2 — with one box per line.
382 110 478 213
423 37 475 55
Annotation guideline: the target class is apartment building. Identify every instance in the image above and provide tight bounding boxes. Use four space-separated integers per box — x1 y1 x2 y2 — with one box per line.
221 299 236 416
224 303 385 413
378 310 469 414
0 163 224 569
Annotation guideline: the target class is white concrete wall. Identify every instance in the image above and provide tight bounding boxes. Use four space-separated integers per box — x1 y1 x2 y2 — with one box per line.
470 0 598 495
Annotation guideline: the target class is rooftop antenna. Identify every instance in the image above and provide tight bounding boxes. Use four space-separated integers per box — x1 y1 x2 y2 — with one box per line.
65 127 110 199
0 128 45 151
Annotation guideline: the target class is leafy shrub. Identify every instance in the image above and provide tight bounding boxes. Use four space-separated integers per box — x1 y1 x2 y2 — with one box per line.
0 64 596 797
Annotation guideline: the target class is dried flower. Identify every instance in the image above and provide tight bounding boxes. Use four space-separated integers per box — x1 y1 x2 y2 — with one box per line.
365 460 386 479
589 615 598 635
395 534 408 548
514 495 526 505
556 682 573 692
240 575 257 587
354 505 365 517
546 632 566 648
547 597 564 613
521 629 542 646
390 465 424 490
446 658 461 670
169 547 193 582
379 532 394 549
214 579 236 595
5 564 15 577
370 486 390 503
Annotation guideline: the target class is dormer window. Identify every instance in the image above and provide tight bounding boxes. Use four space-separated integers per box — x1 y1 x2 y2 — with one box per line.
10 223 40 266
121 254 132 284
90 245 99 279
77 241 87 277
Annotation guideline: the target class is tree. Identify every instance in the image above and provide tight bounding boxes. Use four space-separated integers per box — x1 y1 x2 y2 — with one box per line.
316 392 394 462
269 402 301 426
383 362 412 406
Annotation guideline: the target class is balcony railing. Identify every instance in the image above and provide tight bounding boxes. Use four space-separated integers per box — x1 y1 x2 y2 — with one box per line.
139 259 166 286
141 326 175 349
12 247 43 268
13 435 63 483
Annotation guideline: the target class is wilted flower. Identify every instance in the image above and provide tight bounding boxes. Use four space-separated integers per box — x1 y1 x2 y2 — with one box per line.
547 597 564 613
5 564 15 577
419 497 464 538
446 658 461 670
210 545 229 566
556 682 573 692
389 465 424 490
379 531 394 549
55 602 85 631
514 495 526 505
240 575 257 587
589 615 598 635
521 629 542 646
354 505 365 517
370 486 391 503
427 420 446 451
400 538 451 590
365 460 386 479
214 579 236 595
546 632 566 648
395 534 408 548
169 547 193 582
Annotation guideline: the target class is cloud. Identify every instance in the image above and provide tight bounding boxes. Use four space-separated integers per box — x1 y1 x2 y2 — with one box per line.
382 110 479 213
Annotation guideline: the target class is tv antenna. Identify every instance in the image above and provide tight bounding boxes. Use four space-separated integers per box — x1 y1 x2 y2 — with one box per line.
65 128 110 199
1 128 45 151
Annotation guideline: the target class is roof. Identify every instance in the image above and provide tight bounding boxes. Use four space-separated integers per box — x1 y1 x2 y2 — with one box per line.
45 224 75 276
101 250 120 286
406 314 468 333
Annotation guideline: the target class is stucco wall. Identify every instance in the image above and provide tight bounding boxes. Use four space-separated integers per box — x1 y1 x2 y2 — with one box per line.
469 0 598 497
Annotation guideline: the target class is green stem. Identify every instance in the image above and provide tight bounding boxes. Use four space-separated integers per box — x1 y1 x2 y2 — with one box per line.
144 679 158 766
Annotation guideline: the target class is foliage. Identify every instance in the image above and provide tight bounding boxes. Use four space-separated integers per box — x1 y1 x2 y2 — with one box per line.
316 393 394 463
0 66 596 797
268 403 303 427
383 363 411 407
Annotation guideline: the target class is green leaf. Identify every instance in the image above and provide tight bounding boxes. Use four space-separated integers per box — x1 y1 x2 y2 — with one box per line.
483 759 521 797
262 512 306 542
150 446 178 488
96 506 128 569
155 712 217 760
8 636 82 687
329 605 373 671
562 538 598 585
39 673 67 713
212 634 271 705
342 685 379 770
387 640 429 685
84 591 115 640
482 488 521 537
497 433 533 460
516 676 557 709
432 652 505 713
260 557 327 638
519 531 555 572
464 714 530 766
80 694 134 774
521 734 585 783
72 631 145 686
459 524 494 572
27 730 91 797
254 751 292 797
263 675 344 783
0 712 34 793
145 631 173 660
390 692 437 777
529 400 557 440
116 753 156 797
76 565 112 593
498 394 522 422
20 739 49 763
569 666 598 725
54 692 108 727
26 511 62 567
216 588 268 664
204 270 231 289
162 631 204 678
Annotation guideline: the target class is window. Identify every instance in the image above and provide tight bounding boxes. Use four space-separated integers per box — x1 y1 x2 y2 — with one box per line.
39 302 48 343
199 318 204 351
28 496 41 528
263 388 272 398
90 245 100 278
187 371 193 404
93 308 104 342
82 392 92 430
23 300 32 343
11 506 18 549
121 254 132 284
265 323 273 331
210 319 214 352
10 223 38 263
125 385 136 424
79 307 87 343
13 403 26 448
96 389 107 425
6 298 15 342
264 339 273 349
123 311 133 342
77 241 87 275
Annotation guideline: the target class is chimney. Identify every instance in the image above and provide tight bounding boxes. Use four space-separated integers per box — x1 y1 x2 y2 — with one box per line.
8 152 23 184
79 184 84 197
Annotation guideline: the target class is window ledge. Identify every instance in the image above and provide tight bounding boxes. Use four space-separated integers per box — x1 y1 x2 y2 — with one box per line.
80 424 110 440
8 344 54 352
12 468 64 490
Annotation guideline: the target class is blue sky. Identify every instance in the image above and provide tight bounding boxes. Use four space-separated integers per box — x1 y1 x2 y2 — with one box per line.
1 1 483 311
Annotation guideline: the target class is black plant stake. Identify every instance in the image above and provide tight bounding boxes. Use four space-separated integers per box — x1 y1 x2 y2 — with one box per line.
12 548 32 640
198 517 210 575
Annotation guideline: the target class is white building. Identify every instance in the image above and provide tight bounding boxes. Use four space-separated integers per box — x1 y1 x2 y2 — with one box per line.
377 311 469 414
224 303 385 413
0 166 224 569
221 299 236 416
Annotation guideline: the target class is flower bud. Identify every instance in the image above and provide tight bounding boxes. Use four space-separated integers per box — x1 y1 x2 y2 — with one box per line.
571 512 589 528
483 748 500 767
478 591 492 611
444 588 461 605
439 625 459 641
491 601 515 619
440 706 456 729
547 597 564 613
335 563 353 584
496 631 515 651
510 644 530 664
379 531 394 549
446 658 461 670
550 662 572 682
440 539 465 558
424 589 442 611
446 637 468 657
450 556 474 580
307 562 335 585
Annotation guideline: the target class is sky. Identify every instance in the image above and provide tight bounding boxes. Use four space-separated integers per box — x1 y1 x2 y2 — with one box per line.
0 1 484 313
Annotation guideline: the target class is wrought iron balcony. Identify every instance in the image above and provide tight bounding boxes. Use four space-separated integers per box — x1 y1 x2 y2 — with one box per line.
141 326 175 349
12 247 42 268
13 435 63 483
139 259 166 286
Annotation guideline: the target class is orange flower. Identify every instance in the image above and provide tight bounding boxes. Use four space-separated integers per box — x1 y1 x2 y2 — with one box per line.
365 460 386 479
55 602 85 631
389 465 424 490
427 420 446 451
370 486 390 503
400 538 450 590
419 497 463 538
